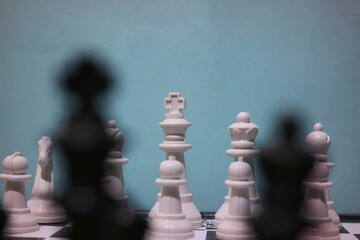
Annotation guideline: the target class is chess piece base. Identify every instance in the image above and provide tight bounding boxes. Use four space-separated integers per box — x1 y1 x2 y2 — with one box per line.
250 196 261 216
27 199 66 223
328 201 341 231
180 193 202 228
146 213 195 240
148 196 159 222
299 217 340 240
148 193 202 228
3 208 39 234
216 215 255 240
214 196 229 227
215 195 261 227
115 196 136 227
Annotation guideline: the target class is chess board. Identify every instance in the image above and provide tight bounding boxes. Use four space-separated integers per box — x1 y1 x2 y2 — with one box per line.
3 218 360 240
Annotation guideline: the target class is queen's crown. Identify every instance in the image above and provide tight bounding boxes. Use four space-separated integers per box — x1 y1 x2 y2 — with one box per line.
228 112 259 143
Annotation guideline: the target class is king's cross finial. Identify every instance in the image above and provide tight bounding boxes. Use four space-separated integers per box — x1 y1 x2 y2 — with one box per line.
164 92 186 113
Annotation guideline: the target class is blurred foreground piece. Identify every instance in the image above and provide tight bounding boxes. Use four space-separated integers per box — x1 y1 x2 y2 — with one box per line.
253 116 313 240
58 56 145 240
0 152 39 234
28 136 66 223
298 123 340 240
215 112 260 227
0 209 5 240
148 92 202 228
146 156 195 240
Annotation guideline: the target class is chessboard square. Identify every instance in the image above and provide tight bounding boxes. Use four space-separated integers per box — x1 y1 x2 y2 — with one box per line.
340 233 360 240
49 227 72 238
194 230 207 240
205 231 216 240
341 225 350 233
354 234 360 239
343 223 360 234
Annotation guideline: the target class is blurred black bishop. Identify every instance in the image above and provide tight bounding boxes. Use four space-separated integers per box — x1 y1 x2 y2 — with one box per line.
57 56 145 240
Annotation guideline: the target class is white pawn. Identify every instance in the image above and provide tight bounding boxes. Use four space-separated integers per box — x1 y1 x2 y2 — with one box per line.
306 123 341 230
216 160 256 240
28 137 66 223
0 152 39 233
146 156 194 240
103 120 134 220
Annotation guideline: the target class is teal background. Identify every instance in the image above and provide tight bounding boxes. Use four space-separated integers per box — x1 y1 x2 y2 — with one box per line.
0 0 359 214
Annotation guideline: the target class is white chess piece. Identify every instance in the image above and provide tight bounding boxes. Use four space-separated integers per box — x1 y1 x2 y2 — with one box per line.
0 152 39 233
215 112 260 227
27 136 66 223
148 92 202 228
216 160 256 240
103 120 135 219
306 123 341 230
299 123 340 240
299 163 340 240
146 156 195 240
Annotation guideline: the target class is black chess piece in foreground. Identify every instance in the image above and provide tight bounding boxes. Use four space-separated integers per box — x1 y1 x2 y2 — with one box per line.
58 56 145 240
0 208 7 240
253 115 314 240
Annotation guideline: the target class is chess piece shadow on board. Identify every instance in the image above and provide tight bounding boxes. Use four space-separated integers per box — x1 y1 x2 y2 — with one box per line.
57 55 146 240
253 114 314 240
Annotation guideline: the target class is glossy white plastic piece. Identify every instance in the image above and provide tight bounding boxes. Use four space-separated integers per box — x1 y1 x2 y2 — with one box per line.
148 92 202 228
27 137 66 223
215 112 260 227
216 161 256 240
298 123 340 240
146 156 195 240
0 152 39 233
103 120 134 218
306 123 341 230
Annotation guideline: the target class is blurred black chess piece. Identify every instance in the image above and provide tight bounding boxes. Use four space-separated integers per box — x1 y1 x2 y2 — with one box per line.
57 56 146 240
0 208 7 240
253 115 314 240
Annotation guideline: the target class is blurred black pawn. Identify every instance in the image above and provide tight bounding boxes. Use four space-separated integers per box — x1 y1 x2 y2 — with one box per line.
253 115 314 240
57 56 145 240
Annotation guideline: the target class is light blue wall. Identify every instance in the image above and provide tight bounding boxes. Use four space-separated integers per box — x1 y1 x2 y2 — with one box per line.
0 0 359 214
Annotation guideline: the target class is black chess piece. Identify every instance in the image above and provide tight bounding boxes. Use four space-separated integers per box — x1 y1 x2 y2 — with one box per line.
253 115 314 240
0 208 7 240
57 56 145 240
